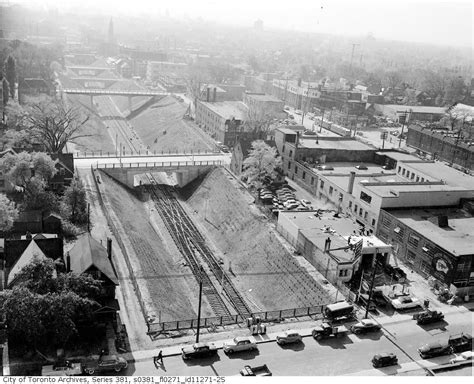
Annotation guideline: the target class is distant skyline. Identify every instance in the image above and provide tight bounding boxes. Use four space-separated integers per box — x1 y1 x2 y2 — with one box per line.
9 0 474 48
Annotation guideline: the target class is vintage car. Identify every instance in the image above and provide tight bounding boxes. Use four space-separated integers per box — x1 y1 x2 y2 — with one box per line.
372 353 398 368
42 361 82 376
240 364 272 376
391 295 421 310
351 319 382 334
412 310 444 325
418 340 453 359
82 355 128 375
276 330 302 345
223 337 257 354
181 342 218 360
450 351 474 364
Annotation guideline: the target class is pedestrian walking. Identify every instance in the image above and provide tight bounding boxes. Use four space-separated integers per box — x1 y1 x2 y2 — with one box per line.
157 350 163 364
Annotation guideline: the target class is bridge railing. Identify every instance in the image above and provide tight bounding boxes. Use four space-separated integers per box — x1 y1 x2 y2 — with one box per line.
74 149 221 158
62 88 169 96
147 305 326 334
96 160 223 169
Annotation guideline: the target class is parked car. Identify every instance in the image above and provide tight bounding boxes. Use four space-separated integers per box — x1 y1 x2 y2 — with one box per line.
351 319 381 334
413 310 444 325
276 330 302 345
82 355 128 375
182 342 218 360
223 337 257 354
449 333 473 353
285 203 300 210
317 165 334 171
391 295 421 310
324 301 354 321
355 164 368 170
42 361 82 376
240 364 272 376
301 199 312 207
358 294 378 313
372 353 398 368
418 340 453 359
384 265 407 281
312 323 348 340
450 351 474 364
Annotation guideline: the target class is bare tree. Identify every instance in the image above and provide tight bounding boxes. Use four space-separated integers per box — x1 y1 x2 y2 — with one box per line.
27 100 91 153
244 104 276 137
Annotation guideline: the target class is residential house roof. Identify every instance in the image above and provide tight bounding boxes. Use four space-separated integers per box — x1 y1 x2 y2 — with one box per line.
68 233 118 285
7 240 48 286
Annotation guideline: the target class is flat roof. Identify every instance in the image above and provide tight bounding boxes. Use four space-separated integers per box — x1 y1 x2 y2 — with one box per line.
299 138 374 150
314 162 393 175
245 93 282 102
323 173 404 193
199 101 248 120
377 151 421 162
365 183 467 197
403 161 474 190
384 104 447 114
386 207 474 256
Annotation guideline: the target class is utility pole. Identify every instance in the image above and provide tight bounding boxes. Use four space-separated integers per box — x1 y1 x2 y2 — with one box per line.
196 265 204 343
399 110 409 148
365 248 379 319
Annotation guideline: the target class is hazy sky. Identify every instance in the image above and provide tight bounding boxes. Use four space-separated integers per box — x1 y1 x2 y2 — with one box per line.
13 0 474 47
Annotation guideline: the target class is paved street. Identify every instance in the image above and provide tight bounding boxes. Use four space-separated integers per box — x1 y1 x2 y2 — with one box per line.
120 310 472 376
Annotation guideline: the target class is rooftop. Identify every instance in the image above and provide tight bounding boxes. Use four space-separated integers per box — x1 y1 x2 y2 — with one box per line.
365 182 468 198
402 161 474 190
383 104 447 115
199 101 248 120
298 137 374 151
377 151 421 162
323 173 404 193
386 207 474 256
245 93 282 102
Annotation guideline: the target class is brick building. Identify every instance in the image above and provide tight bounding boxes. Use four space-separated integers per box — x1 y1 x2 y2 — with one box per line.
407 124 474 170
376 202 474 297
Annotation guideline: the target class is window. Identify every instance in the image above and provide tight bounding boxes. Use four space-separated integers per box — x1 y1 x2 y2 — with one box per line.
398 166 401 173
288 161 292 169
406 250 416 264
416 176 420 182
329 186 333 195
320 180 325 189
411 173 415 180
354 204 358 213
359 208 363 216
364 211 368 219
59 168 65 176
382 215 391 228
406 171 410 178
282 145 285 153
289 150 293 157
349 201 353 209
295 166 298 175
372 219 376 226
0 180 4 188
402 169 405 176
339 269 349 277
360 191 372 204
408 234 420 248
302 171 306 179
339 193 343 202
311 177 314 185
421 178 425 182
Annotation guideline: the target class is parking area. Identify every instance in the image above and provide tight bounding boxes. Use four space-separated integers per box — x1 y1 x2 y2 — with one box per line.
259 183 314 213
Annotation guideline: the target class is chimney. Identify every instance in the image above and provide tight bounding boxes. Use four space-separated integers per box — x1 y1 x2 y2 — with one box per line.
66 252 71 272
437 215 449 228
26 231 32 240
107 238 112 261
347 171 356 194
324 236 332 252
213 87 217 102
206 87 210 102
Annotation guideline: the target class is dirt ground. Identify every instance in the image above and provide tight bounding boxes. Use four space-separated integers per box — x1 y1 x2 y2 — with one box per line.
130 96 214 153
99 171 215 322
183 168 331 311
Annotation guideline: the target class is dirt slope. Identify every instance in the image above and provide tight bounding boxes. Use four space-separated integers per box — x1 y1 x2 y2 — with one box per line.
185 168 330 311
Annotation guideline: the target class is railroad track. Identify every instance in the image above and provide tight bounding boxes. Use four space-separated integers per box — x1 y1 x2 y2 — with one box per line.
145 175 252 320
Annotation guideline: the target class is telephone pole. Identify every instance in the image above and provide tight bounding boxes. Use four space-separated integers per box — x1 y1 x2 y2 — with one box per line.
196 266 204 343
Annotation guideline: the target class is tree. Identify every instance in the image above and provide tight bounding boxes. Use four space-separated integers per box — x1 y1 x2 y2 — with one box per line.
384 70 403 89
27 100 91 154
442 76 466 106
0 258 100 348
4 55 16 98
0 193 19 232
60 177 89 226
242 140 282 189
0 151 58 210
2 77 9 106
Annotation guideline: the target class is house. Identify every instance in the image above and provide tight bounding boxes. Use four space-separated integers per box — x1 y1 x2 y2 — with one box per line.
42 212 62 234
11 210 62 235
49 153 74 192
18 78 53 98
67 234 119 302
6 240 49 287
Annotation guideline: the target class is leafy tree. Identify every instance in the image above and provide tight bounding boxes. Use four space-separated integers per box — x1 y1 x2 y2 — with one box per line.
0 151 58 210
60 177 89 226
0 193 19 232
242 140 282 189
4 55 16 98
27 100 91 154
0 258 100 348
442 76 466 106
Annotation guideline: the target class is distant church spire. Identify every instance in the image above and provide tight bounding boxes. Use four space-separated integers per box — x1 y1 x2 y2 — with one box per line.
108 18 115 44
